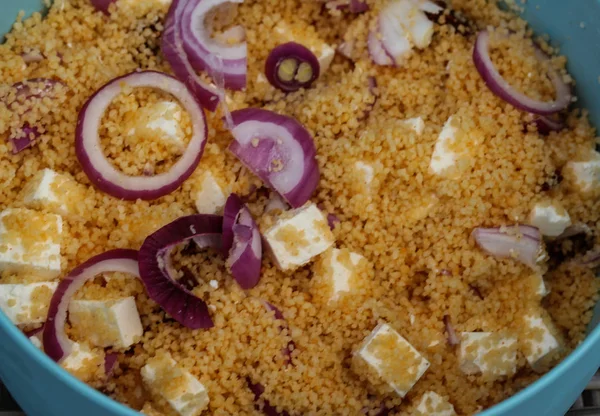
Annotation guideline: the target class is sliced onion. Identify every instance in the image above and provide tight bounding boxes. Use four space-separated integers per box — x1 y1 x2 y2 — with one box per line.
9 124 40 154
162 0 221 111
265 42 320 93
472 225 542 269
327 213 340 230
222 194 262 289
264 302 294 366
75 71 208 200
181 0 247 90
104 352 119 377
473 30 572 115
43 249 140 362
443 315 459 346
91 0 117 13
139 215 222 329
367 31 394 66
247 379 289 416
325 0 369 13
228 108 319 208
531 115 566 135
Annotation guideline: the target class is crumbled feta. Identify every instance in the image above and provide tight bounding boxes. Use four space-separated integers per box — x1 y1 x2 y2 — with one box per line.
430 116 462 175
520 313 561 370
274 21 335 75
402 117 425 135
353 323 430 397
415 391 456 416
528 201 571 237
69 297 143 349
61 341 104 382
563 152 600 193
386 0 435 50
311 248 367 301
0 208 62 278
459 332 517 378
355 161 375 189
126 101 186 152
264 203 334 271
209 280 219 289
193 171 229 215
0 282 58 325
21 169 84 217
528 273 549 297
406 193 438 221
141 353 210 416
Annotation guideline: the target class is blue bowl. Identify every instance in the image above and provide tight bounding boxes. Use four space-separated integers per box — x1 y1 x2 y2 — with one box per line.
1 1 599 415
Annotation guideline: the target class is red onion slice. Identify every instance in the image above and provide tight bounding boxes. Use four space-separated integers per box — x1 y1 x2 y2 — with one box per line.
265 42 320 93
43 249 140 362
228 207 262 289
325 0 369 13
75 70 208 200
139 214 222 329
104 352 119 377
247 379 289 416
264 302 294 366
443 315 459 346
367 31 393 66
228 108 319 208
181 0 247 90
472 225 543 269
9 124 40 154
473 30 572 115
21 51 45 64
531 115 566 135
222 193 244 255
162 0 221 111
91 0 117 13
327 213 340 230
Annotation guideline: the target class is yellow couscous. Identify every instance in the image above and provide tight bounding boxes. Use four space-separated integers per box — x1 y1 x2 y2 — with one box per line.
0 0 599 415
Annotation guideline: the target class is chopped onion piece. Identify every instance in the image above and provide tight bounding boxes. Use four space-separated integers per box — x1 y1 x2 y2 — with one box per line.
247 379 289 416
443 315 459 346
139 215 222 329
473 30 571 115
472 225 543 269
75 71 208 200
367 31 394 66
228 108 319 208
43 249 140 362
104 352 119 377
91 0 117 13
530 115 566 135
265 42 320 93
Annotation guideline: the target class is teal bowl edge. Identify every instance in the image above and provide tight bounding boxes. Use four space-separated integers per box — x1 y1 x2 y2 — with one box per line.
1 0 599 415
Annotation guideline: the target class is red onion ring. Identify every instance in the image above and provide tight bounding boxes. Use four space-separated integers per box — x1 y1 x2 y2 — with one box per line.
367 31 393 66
228 108 319 208
228 206 262 289
9 124 40 154
162 0 221 111
530 115 566 135
472 225 542 269
104 352 119 377
222 193 244 255
75 70 208 200
247 379 289 416
473 30 572 115
139 215 222 329
91 0 117 14
43 249 140 363
181 0 247 90
265 42 320 93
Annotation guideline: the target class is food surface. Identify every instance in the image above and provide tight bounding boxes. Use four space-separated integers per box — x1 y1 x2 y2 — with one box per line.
0 0 599 415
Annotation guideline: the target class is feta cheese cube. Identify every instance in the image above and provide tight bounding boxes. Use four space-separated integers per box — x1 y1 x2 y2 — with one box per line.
0 208 62 278
520 313 561 370
141 353 210 416
127 101 186 152
354 161 375 190
353 323 430 397
264 203 334 271
21 169 85 217
311 248 367 301
415 391 456 416
61 341 104 382
402 117 425 135
193 171 229 214
528 201 571 237
69 297 143 348
0 282 57 325
430 116 462 176
274 21 335 75
386 0 435 49
527 273 549 298
563 152 600 193
459 332 517 378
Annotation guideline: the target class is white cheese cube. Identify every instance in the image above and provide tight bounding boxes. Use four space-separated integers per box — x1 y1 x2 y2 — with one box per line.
274 21 335 75
355 161 374 189
0 208 62 278
387 0 435 49
264 203 334 271
29 334 43 349
415 391 456 416
69 297 143 348
354 323 430 397
563 152 600 193
21 169 84 217
459 332 517 378
127 101 186 152
141 353 209 416
520 313 561 370
430 116 461 175
528 201 571 237
193 171 229 215
0 282 58 325
402 117 425 135
311 248 367 301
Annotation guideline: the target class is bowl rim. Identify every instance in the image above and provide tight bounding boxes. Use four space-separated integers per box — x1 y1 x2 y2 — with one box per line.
1 306 599 415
